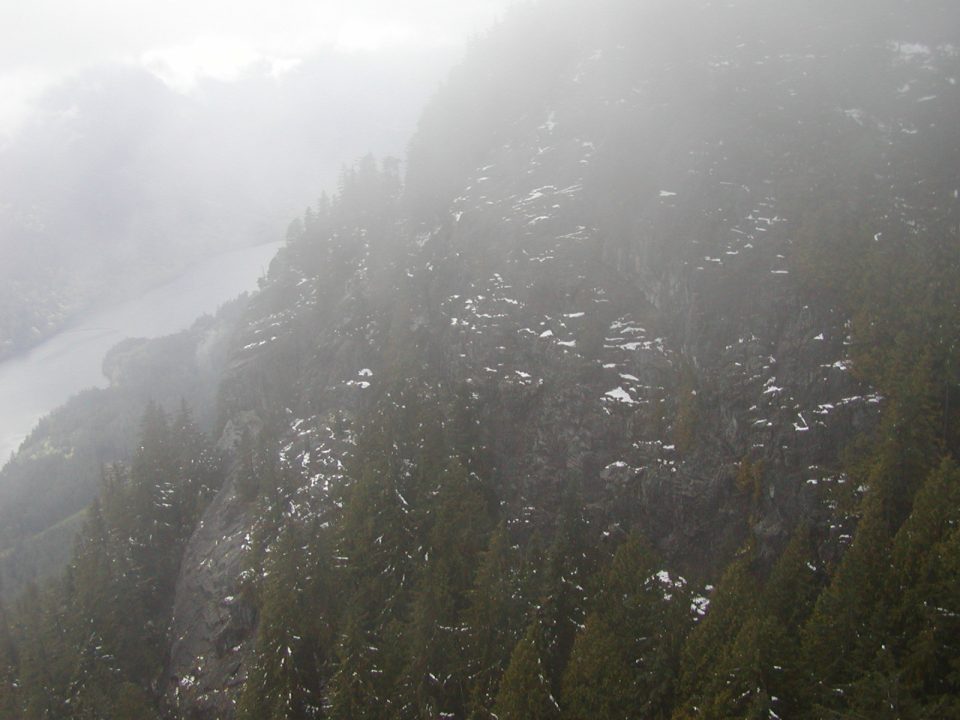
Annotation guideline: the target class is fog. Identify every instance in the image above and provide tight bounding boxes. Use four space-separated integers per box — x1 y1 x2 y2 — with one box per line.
0 1 511 588
0 241 280 464
0 0 515 503
0 0 958 712
0 1 511 359
0 0 510 134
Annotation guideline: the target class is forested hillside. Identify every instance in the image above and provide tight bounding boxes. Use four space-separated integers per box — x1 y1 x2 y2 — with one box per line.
1 0 958 718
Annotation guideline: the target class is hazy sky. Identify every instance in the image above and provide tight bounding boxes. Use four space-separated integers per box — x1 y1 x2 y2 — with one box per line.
0 0 511 137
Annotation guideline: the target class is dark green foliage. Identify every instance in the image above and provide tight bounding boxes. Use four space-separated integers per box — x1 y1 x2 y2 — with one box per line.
4 2 960 718
7 218 955 720
463 525 527 718
533 487 594 696
326 609 399 720
0 602 16 718
870 459 960 716
494 620 561 720
1 403 221 718
562 533 689 720
674 550 760 717
797 230 960 715
238 522 335 720
800 463 960 719
680 218 960 717
287 155 403 286
394 460 495 717
562 622 634 719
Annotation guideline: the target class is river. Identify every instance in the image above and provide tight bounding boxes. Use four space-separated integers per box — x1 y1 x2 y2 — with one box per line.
0 241 281 467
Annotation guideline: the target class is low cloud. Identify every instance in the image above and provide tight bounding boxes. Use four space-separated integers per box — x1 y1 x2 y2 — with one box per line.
0 0 512 136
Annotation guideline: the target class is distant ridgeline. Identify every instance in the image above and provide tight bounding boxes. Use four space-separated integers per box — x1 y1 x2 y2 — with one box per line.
2 0 959 718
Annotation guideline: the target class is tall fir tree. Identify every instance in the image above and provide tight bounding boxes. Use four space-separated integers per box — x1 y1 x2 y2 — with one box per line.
395 459 493 718
0 596 18 718
562 533 689 720
463 524 526 719
494 619 561 720
238 521 334 720
673 547 760 718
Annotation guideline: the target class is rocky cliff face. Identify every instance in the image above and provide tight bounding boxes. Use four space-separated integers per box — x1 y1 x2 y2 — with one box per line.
166 470 257 719
161 1 960 715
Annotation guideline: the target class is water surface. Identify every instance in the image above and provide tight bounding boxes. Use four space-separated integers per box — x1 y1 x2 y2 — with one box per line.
0 242 280 466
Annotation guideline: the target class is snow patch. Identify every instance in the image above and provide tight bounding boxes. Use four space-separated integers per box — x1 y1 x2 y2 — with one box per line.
604 387 637 405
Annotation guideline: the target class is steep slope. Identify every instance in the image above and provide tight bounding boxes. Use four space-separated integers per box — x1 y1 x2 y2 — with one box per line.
3 1 959 718
160 1 960 716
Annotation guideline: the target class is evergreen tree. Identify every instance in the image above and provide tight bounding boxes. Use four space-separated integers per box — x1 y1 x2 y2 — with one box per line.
395 572 459 718
238 522 334 720
0 597 18 718
14 584 65 719
326 609 396 720
534 485 593 695
674 548 760 717
463 524 526 719
396 460 493 718
913 526 960 718
802 441 918 712
562 533 688 720
169 400 221 532
337 447 415 623
672 527 824 718
870 459 960 715
494 619 561 720
3 402 222 718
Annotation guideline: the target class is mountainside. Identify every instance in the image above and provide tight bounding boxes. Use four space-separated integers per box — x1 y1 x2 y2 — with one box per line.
2 1 959 718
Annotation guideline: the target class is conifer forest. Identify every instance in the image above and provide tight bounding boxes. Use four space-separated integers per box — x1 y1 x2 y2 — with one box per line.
0 1 959 718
